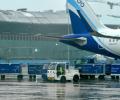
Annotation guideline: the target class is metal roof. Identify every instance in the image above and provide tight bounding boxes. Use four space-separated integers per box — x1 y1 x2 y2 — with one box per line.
0 1 119 35
0 10 68 24
0 0 120 25
0 1 120 25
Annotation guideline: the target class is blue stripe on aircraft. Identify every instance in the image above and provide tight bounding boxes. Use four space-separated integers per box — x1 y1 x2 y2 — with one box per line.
69 10 93 34
60 35 120 59
77 10 94 32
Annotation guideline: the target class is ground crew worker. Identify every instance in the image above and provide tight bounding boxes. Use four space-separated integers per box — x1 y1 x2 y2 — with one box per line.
57 65 65 76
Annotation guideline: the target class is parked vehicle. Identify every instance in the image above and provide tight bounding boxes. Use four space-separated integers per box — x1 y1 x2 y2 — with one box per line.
42 62 80 83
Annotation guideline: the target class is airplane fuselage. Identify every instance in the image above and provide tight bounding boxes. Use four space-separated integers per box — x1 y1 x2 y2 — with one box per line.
93 36 120 58
61 33 120 59
65 0 120 59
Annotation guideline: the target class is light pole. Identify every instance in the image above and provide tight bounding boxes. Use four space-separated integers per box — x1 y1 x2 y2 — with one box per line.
66 2 70 64
33 48 38 60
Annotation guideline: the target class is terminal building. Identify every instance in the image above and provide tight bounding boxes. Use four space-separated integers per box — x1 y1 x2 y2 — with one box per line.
0 1 120 63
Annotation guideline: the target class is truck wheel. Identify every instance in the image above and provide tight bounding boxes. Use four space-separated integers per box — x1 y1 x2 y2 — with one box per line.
111 75 115 80
116 76 119 80
60 76 66 83
73 75 79 83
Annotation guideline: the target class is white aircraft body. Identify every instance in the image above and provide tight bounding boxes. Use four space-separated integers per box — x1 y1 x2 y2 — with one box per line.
60 0 120 59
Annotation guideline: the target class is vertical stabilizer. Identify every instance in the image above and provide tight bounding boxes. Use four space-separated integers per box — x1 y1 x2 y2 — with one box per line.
67 0 105 34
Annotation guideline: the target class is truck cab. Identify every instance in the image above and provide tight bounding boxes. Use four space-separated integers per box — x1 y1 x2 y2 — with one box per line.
42 62 80 83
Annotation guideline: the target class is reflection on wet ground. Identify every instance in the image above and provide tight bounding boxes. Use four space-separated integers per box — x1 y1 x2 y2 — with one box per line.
0 80 120 100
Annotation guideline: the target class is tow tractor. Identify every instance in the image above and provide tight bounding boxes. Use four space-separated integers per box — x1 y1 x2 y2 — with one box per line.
42 62 80 83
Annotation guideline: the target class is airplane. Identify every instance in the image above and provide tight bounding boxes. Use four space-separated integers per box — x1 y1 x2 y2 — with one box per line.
59 0 120 59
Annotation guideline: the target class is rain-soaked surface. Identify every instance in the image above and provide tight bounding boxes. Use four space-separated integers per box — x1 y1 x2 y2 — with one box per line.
0 80 120 100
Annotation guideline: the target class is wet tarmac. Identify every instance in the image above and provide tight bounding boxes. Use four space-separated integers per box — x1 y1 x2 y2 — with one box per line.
0 80 120 100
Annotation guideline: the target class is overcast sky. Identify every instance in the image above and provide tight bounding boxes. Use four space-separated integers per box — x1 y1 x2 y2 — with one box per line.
0 0 66 11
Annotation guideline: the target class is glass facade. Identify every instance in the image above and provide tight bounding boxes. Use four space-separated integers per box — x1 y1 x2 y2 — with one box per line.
0 2 119 62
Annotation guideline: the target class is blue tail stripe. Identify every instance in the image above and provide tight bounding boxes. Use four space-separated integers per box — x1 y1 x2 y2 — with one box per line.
77 10 93 32
69 10 88 34
69 10 93 34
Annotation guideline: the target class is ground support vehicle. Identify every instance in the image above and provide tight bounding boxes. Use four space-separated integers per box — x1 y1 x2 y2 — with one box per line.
42 62 80 83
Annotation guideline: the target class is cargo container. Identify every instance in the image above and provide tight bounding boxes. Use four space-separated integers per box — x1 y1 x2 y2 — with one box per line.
111 64 120 80
79 64 105 79
0 64 22 80
28 64 43 75
0 64 21 74
80 64 105 74
28 64 43 81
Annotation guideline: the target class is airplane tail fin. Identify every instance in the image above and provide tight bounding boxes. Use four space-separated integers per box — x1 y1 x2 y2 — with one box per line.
67 0 105 34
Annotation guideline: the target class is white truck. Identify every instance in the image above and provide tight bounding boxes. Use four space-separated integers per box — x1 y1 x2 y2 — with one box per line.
42 62 80 83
